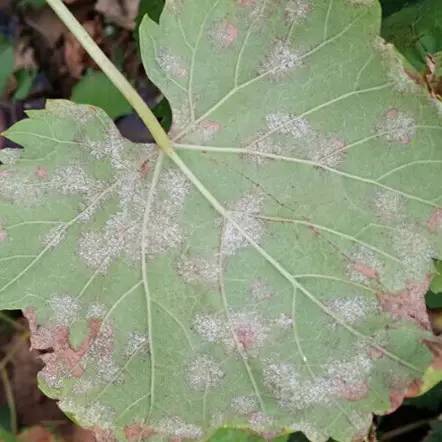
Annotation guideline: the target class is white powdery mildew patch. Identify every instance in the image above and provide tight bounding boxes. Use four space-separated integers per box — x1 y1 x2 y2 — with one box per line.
347 245 383 284
374 190 404 222
231 395 258 415
86 303 107 319
0 148 21 165
78 166 190 271
186 355 224 391
156 48 187 79
392 226 434 276
157 417 203 440
177 255 219 284
222 193 264 256
307 136 346 168
0 169 43 205
193 120 222 142
50 165 100 196
327 296 378 324
373 38 419 93
285 0 311 25
264 354 372 409
210 21 239 49
249 279 273 301
59 399 115 429
259 41 301 79
193 314 224 343
274 313 293 330
193 311 269 355
265 113 311 139
125 331 149 357
248 412 274 433
48 295 80 326
377 109 416 144
41 224 66 248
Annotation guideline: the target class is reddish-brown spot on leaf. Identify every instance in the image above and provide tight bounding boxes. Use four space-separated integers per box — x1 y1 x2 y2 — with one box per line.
388 379 422 412
0 229 7 241
352 262 379 280
215 22 239 48
124 424 156 441
139 160 151 178
336 380 369 401
35 166 48 179
238 0 256 6
377 277 431 329
427 208 442 233
24 309 104 382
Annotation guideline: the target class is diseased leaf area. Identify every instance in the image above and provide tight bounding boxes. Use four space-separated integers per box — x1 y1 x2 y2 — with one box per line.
1 1 442 441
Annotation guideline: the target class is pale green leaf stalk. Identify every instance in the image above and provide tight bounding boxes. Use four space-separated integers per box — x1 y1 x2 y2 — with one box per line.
1 1 442 442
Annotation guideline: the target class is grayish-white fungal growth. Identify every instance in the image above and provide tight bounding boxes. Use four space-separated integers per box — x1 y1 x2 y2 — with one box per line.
260 41 301 78
285 0 311 25
377 109 416 144
156 48 187 78
193 314 224 343
186 355 224 391
157 416 203 440
374 190 404 222
327 296 378 324
49 295 80 326
0 148 21 165
347 245 383 284
210 21 239 48
177 255 219 284
231 395 259 415
249 412 274 432
393 226 434 276
59 399 115 429
307 136 345 168
222 193 264 256
126 331 149 357
265 113 311 139
86 304 107 319
249 279 273 301
42 224 66 248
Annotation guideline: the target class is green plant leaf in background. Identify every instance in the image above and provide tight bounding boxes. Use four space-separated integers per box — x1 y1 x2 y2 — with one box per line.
2 1 442 441
381 0 442 72
71 70 132 120
0 37 15 97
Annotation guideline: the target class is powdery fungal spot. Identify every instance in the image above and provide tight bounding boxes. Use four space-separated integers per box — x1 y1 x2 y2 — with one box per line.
373 38 420 93
157 417 203 440
193 314 224 343
265 113 311 139
248 412 274 433
231 395 258 415
377 108 416 144
210 21 239 48
86 304 107 319
186 355 224 391
285 0 311 25
260 41 301 79
378 277 432 329
393 227 433 276
274 313 293 329
194 120 221 142
0 169 43 205
194 311 269 355
249 279 273 301
49 295 80 326
222 193 264 256
347 245 383 284
374 190 404 222
308 136 346 168
177 255 219 284
78 167 190 272
59 399 115 430
327 296 378 324
126 331 149 356
0 148 21 165
156 48 187 78
42 224 66 248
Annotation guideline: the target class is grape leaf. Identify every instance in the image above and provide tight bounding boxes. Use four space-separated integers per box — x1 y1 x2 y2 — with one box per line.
2 1 442 441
